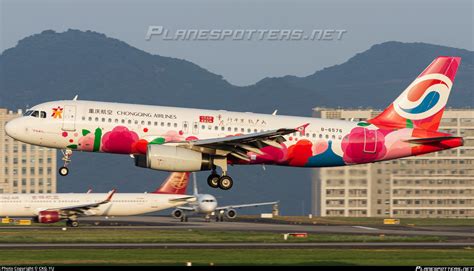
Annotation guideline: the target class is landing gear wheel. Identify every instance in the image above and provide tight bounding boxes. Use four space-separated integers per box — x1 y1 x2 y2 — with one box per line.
207 173 220 188
60 149 73 177
66 220 79 227
218 175 233 190
59 167 69 176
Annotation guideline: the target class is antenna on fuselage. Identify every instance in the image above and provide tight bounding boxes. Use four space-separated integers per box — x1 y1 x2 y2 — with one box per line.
272 110 278 115
73 95 79 101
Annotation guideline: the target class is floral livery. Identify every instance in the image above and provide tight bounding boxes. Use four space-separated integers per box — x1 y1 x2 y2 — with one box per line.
65 120 460 169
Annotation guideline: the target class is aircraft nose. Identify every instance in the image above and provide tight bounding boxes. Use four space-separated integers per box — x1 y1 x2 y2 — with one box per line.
5 118 21 140
5 120 13 137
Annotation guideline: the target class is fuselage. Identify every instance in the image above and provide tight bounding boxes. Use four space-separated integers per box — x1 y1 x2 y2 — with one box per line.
0 193 191 217
5 100 463 168
191 194 218 214
0 192 189 217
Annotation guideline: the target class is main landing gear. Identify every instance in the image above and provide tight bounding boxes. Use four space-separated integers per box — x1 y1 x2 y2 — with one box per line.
59 149 73 176
66 218 79 227
206 157 234 190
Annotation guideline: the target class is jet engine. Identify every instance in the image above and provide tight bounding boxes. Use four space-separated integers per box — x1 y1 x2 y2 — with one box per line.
135 145 212 172
36 210 61 223
172 209 184 219
225 209 237 219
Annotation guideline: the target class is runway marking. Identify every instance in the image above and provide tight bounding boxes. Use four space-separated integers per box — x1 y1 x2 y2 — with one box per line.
352 226 379 231
1 242 473 249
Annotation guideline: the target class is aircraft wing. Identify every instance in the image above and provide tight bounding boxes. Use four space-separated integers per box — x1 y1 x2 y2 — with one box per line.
174 206 195 211
168 196 196 203
216 201 278 211
44 189 116 215
174 124 309 161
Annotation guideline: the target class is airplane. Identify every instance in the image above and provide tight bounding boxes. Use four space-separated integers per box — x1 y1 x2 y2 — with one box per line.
5 57 463 190
0 172 195 227
171 173 278 222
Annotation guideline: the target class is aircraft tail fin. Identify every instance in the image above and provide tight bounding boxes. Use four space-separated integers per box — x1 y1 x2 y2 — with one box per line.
192 172 199 196
368 56 461 131
152 172 190 195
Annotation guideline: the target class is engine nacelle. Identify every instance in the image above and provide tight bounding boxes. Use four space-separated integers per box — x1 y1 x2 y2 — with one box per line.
135 145 212 172
225 209 237 219
172 209 184 219
36 210 61 224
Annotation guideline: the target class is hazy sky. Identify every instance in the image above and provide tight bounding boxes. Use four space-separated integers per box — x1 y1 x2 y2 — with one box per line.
1 0 473 85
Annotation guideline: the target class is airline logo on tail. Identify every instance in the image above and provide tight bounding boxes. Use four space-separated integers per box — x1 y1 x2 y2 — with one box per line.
153 172 190 194
393 73 452 120
369 56 461 131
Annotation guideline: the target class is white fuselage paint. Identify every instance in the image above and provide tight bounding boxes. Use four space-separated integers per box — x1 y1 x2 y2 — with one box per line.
0 193 190 217
6 100 358 161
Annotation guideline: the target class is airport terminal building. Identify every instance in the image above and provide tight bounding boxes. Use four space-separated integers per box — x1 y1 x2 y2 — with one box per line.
312 108 474 218
0 108 57 193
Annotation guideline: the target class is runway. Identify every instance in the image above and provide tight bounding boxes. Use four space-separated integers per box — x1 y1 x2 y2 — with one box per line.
2 242 474 249
3 215 474 238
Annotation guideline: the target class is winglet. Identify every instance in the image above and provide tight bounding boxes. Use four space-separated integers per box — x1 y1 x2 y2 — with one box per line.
105 189 116 202
295 123 310 136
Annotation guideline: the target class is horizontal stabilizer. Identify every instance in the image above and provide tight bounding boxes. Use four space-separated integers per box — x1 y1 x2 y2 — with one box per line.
404 136 462 144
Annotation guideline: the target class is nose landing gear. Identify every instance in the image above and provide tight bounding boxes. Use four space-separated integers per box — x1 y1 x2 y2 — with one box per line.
59 149 73 176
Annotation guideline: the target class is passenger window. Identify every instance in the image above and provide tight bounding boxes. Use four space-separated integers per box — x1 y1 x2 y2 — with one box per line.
134 120 138 124
173 123 177 128
102 118 105 122
95 117 99 122
141 121 145 125
88 117 92 121
128 120 132 124
167 123 171 127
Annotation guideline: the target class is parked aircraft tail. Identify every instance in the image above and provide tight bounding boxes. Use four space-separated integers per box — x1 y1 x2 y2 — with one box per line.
368 56 461 131
153 172 190 194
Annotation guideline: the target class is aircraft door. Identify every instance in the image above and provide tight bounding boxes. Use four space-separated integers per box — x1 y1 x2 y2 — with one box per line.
192 121 199 135
182 121 189 134
363 128 377 153
62 105 77 131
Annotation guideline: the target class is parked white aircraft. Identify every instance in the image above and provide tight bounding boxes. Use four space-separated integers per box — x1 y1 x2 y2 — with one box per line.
0 172 195 227
5 57 463 190
172 173 277 222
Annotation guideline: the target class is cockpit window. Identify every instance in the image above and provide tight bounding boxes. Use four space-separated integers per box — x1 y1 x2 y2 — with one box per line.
28 110 47 118
23 110 33 116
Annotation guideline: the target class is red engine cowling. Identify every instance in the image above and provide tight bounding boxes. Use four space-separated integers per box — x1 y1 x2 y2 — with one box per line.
37 211 61 223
